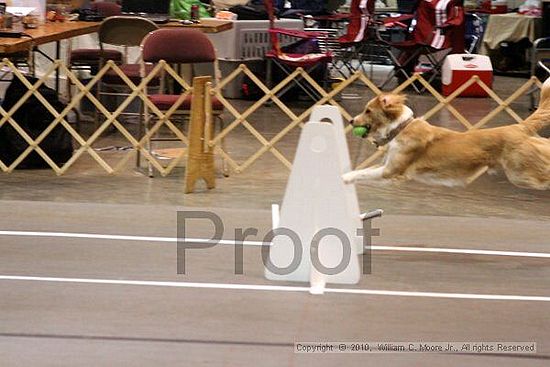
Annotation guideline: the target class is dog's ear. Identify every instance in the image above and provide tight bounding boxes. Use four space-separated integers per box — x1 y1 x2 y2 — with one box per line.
379 94 406 109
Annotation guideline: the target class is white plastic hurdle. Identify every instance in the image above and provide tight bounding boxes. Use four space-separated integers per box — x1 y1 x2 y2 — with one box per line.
265 105 370 294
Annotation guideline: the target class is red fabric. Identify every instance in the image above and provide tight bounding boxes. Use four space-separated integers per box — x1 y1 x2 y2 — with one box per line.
269 28 328 39
383 14 414 28
264 0 276 27
142 29 216 63
149 94 223 111
265 50 332 67
263 0 332 68
411 0 465 52
102 64 160 86
264 0 279 53
339 0 375 44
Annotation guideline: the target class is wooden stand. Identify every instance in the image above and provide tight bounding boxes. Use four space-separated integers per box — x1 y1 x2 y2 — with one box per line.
184 76 216 193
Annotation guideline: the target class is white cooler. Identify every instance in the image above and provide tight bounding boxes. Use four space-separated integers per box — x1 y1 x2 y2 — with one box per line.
442 54 493 97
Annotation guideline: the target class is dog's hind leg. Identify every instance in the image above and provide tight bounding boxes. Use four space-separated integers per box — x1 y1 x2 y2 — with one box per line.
500 139 550 190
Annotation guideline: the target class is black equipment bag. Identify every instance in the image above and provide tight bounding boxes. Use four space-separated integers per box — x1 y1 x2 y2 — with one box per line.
0 77 73 169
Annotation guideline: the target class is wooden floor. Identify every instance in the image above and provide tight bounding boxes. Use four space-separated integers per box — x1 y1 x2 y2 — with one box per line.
0 74 548 366
0 201 548 366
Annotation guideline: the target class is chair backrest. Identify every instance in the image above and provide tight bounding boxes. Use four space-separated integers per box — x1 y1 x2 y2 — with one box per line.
411 0 465 52
91 1 122 17
99 16 159 48
141 28 216 64
340 0 375 44
264 0 330 57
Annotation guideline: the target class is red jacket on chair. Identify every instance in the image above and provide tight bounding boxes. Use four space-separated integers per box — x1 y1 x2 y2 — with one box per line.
412 0 465 53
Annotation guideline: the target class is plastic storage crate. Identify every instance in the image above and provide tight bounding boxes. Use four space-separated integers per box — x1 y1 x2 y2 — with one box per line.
205 19 303 98
208 19 304 61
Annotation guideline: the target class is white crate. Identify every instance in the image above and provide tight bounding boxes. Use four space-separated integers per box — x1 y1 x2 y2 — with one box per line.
207 19 304 61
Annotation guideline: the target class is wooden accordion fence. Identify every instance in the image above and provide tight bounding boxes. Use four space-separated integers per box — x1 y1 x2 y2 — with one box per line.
0 58 544 175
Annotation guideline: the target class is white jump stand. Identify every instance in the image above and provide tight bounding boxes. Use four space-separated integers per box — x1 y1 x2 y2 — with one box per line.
265 105 364 294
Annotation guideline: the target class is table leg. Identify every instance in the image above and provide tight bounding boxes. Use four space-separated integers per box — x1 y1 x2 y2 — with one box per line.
55 40 60 93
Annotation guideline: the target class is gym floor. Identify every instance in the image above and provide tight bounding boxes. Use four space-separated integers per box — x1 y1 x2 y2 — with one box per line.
0 76 549 366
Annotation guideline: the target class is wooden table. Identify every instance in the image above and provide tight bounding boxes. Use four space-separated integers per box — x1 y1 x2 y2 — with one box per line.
480 13 543 55
0 21 100 55
164 18 233 34
0 19 233 55
0 21 101 92
0 19 232 91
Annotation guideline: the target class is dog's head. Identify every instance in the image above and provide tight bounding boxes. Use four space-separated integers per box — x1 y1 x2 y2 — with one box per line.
352 94 410 144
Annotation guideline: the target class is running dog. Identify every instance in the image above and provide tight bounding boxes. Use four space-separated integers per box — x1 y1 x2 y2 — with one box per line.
343 79 550 190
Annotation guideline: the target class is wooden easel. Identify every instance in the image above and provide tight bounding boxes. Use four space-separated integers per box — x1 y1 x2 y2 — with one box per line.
184 76 216 193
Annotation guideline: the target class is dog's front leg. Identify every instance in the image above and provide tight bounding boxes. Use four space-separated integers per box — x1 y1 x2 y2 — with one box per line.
343 166 386 184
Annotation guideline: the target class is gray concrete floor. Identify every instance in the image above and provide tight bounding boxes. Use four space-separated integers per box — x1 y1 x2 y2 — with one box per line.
0 75 549 366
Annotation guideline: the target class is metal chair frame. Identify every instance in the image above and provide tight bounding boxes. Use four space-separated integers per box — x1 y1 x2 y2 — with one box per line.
95 16 159 129
65 1 123 99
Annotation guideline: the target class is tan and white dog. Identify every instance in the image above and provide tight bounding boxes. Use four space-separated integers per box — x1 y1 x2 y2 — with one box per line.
343 79 550 190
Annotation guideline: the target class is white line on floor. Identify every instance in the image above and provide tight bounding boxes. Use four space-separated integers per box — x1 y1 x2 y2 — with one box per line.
0 231 550 258
0 275 549 302
1 230 549 259
370 245 550 258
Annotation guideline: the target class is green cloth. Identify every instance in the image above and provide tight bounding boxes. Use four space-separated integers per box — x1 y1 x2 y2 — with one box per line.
170 0 210 20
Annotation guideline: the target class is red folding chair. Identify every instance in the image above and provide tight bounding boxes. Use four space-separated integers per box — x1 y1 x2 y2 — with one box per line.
140 28 226 177
338 0 375 44
333 0 376 76
377 0 465 92
306 0 376 77
263 0 333 101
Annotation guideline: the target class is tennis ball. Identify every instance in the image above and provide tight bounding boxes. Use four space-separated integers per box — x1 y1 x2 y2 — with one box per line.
352 126 369 137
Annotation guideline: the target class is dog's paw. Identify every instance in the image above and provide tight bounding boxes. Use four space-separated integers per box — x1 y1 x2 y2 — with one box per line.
342 171 358 184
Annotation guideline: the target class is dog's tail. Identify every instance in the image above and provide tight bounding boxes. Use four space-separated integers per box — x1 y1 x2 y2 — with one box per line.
522 78 550 133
